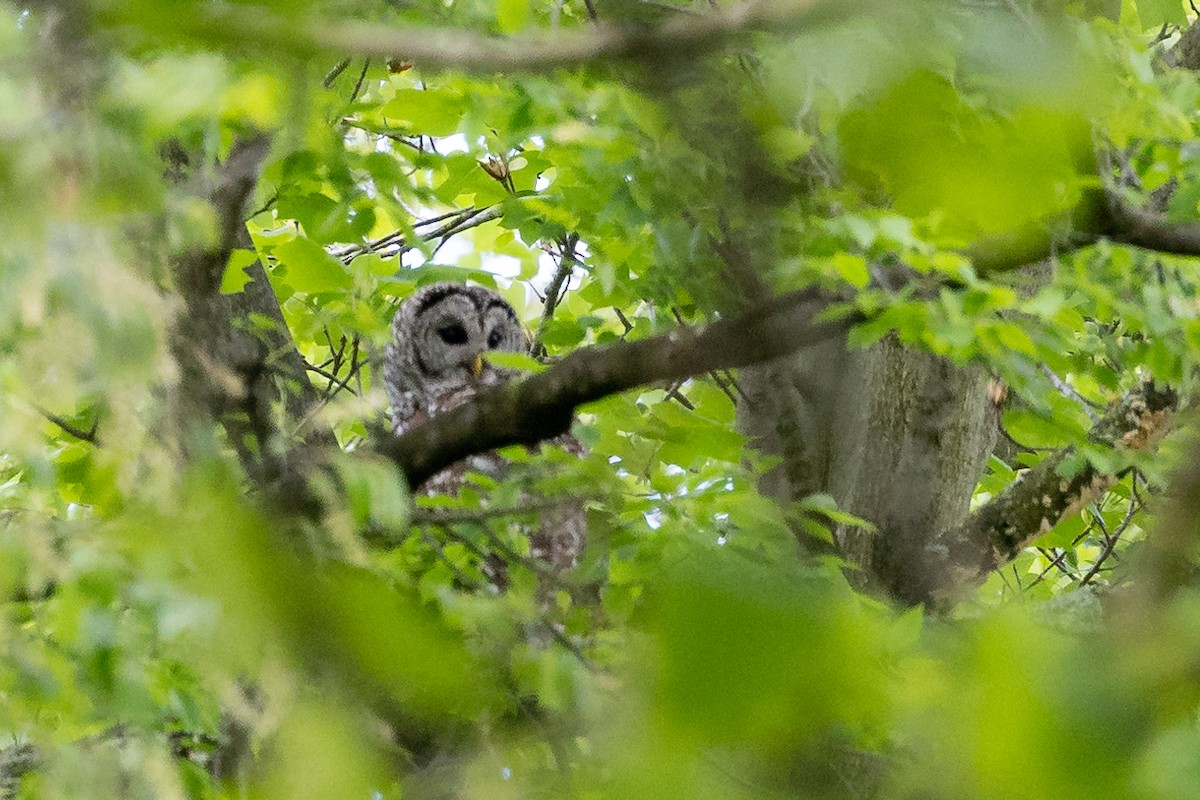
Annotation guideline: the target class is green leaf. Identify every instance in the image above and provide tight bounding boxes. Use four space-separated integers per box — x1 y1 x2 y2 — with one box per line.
335 456 410 529
380 89 469 138
1139 0 1187 26
651 550 888 746
274 237 352 294
762 126 813 164
276 192 338 239
839 71 1089 236
988 321 1037 357
1166 179 1200 223
484 351 545 373
797 493 878 532
220 249 257 294
497 0 531 34
348 252 397 278
539 317 586 348
831 252 870 288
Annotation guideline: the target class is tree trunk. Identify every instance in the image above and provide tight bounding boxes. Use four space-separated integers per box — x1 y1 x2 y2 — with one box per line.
740 335 998 604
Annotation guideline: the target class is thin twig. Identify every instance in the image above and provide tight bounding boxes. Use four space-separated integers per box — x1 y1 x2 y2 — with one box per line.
1037 546 1079 581
247 192 278 219
325 332 347 392
322 58 352 87
305 362 340 383
419 528 485 588
997 567 1016 596
348 59 370 103
328 206 482 262
613 307 633 337
718 368 751 403
671 306 745 405
997 420 1057 452
421 518 572 593
323 340 364 399
1150 22 1177 46
430 205 505 240
531 235 580 357
542 623 594 669
1025 525 1092 590
36 406 100 445
292 348 366 437
380 132 426 153
1040 365 1102 422
708 369 738 404
664 382 696 410
1079 473 1142 586
346 337 361 392
307 346 363 400
324 328 345 370
417 522 491 562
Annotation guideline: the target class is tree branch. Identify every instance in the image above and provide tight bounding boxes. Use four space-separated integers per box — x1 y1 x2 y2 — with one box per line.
328 205 504 263
908 381 1179 608
175 134 273 296
968 187 1200 275
1162 15 1200 70
101 0 854 73
379 288 855 488
1102 190 1200 254
171 133 334 485
531 235 579 358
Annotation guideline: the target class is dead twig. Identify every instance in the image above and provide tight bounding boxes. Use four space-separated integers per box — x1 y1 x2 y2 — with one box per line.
36 405 100 445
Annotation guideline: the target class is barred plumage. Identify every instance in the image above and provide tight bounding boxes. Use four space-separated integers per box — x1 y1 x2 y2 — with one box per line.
383 282 586 575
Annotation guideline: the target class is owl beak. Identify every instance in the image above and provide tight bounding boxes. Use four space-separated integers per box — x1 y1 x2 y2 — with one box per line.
470 354 484 378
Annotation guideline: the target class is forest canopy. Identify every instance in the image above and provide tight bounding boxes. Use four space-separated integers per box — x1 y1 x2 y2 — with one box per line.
2 0 1200 798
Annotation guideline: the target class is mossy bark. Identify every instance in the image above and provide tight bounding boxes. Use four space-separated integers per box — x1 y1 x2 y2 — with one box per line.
740 335 999 605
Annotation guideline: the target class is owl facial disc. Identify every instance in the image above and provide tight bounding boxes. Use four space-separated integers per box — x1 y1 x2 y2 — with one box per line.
382 282 530 434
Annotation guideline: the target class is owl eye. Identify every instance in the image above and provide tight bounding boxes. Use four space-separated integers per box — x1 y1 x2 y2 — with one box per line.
437 324 468 345
487 330 503 349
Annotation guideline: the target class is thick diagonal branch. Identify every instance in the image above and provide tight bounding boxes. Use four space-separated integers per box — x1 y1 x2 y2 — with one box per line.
899 381 1179 608
379 288 854 488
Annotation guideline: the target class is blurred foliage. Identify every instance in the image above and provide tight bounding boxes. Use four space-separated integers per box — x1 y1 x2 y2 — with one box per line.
0 0 1199 799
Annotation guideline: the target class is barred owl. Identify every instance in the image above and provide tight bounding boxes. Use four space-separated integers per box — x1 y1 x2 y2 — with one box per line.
382 282 585 575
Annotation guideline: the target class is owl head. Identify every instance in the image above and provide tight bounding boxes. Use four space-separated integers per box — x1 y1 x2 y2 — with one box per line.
383 282 529 431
